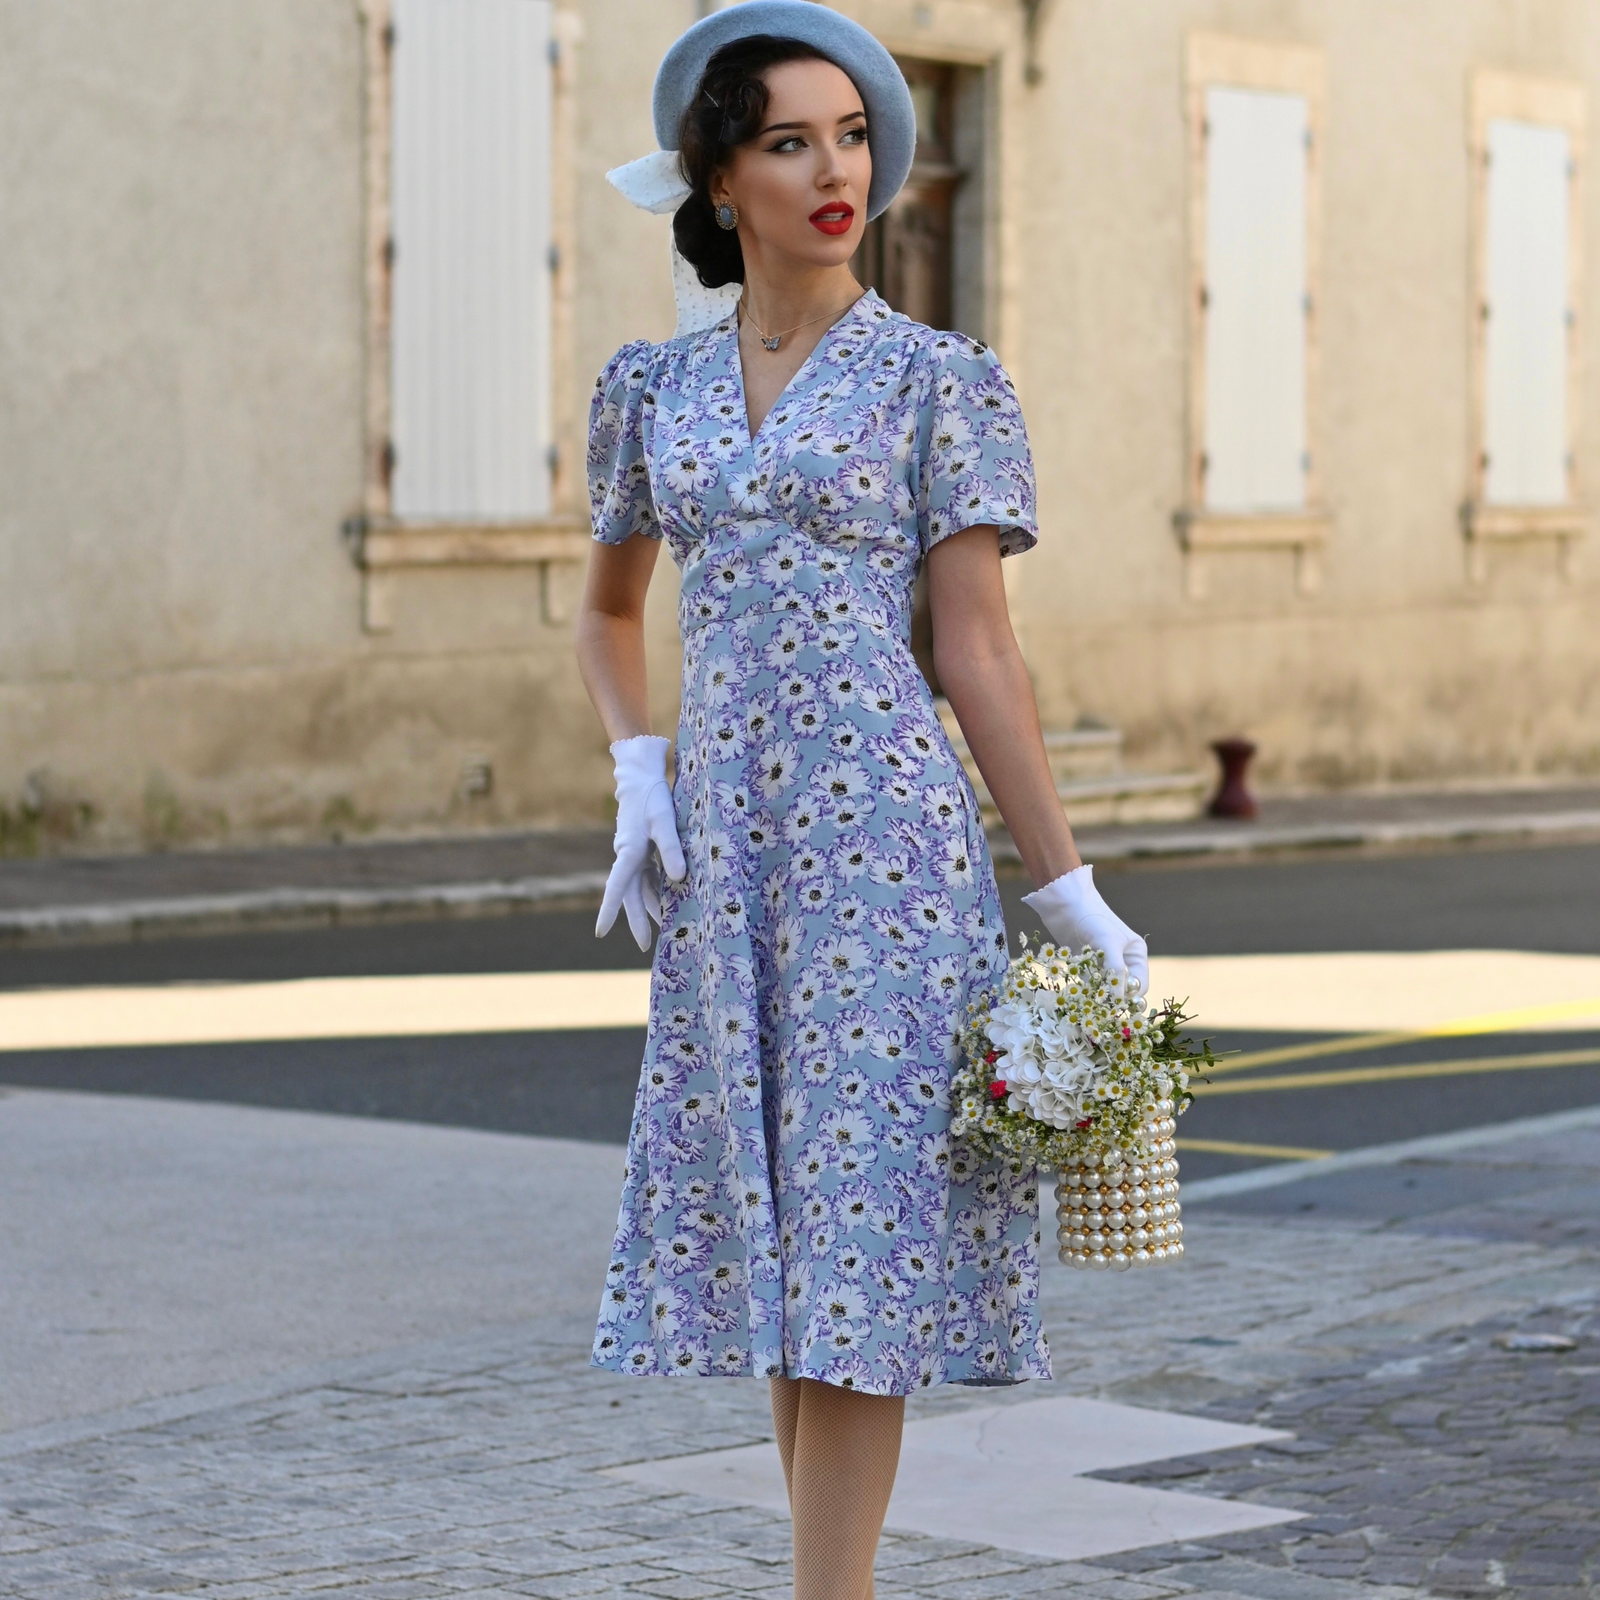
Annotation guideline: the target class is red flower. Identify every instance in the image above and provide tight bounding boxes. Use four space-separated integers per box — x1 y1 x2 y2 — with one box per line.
989 1081 1008 1100
1075 1118 1093 1129
1121 1027 1132 1041
983 1049 999 1065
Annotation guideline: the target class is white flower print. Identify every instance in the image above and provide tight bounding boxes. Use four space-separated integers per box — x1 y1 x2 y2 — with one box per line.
757 534 807 585
793 875 833 915
756 741 799 798
817 1105 876 1166
811 428 860 462
783 422 821 458
708 553 753 596
664 449 717 494
832 892 868 932
921 784 965 830
815 621 856 659
857 680 904 719
905 889 958 939
704 829 736 880
701 654 744 708
811 759 872 807
743 695 777 744
708 719 746 762
780 800 819 844
788 699 828 739
832 966 878 1004
831 839 873 881
837 455 891 504
822 664 862 707
867 853 916 892
763 619 809 672
814 932 873 986
729 470 771 514
771 914 805 973
922 954 965 1004
589 303 1047 1398
870 1025 913 1067
772 469 807 511
937 836 975 890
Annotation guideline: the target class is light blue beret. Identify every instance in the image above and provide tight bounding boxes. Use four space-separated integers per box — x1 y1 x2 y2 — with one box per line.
651 1 916 222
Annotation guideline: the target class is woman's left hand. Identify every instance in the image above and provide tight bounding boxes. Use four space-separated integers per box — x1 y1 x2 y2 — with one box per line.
1022 865 1150 992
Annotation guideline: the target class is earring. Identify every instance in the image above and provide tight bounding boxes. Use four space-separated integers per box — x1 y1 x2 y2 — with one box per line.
715 201 739 231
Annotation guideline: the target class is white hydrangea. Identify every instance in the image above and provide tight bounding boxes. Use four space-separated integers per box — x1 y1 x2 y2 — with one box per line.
987 990 1100 1129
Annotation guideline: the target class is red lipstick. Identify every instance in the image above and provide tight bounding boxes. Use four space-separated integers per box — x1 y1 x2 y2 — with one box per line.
809 202 855 236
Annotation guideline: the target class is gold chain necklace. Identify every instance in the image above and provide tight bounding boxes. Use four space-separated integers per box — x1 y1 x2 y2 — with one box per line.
739 290 862 352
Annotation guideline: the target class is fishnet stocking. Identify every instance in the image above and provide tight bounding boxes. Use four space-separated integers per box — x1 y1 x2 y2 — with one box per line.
770 1376 905 1600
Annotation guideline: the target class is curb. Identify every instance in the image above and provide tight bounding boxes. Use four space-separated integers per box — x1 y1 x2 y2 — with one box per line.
0 871 612 947
1069 806 1600 863
4 805 1600 946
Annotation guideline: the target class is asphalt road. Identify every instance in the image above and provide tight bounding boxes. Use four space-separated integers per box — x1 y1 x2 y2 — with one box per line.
3 839 1598 1181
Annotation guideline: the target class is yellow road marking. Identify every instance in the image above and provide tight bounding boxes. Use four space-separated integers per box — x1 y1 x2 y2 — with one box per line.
1195 1045 1600 1096
1175 1137 1335 1161
1209 994 1600 1078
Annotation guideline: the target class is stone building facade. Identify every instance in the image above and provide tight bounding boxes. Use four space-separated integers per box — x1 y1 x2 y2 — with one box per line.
2 0 1596 852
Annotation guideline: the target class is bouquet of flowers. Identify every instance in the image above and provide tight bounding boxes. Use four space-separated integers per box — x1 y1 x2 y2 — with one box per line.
950 939 1216 1270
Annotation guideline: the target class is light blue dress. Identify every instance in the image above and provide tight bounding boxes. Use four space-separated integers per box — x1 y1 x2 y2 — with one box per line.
589 290 1051 1394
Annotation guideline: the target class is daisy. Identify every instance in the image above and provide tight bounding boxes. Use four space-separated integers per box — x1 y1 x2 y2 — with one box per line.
756 741 800 798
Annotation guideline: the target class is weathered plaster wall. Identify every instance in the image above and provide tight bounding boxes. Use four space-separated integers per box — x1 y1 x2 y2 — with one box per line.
2 0 1597 855
1011 0 1600 784
0 0 691 848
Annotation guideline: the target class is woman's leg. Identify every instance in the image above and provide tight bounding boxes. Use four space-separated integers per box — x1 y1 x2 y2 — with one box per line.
788 1378 905 1600
769 1374 803 1501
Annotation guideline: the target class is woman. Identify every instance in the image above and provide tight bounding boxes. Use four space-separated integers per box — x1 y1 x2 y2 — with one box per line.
577 6 1149 1596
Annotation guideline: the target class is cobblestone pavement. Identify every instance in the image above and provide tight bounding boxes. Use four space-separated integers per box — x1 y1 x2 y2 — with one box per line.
4 1105 1597 1600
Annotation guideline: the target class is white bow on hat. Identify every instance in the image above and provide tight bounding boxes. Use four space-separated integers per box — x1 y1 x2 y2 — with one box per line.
606 151 743 338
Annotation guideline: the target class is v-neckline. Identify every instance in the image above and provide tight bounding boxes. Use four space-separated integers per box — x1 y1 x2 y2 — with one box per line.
731 290 874 452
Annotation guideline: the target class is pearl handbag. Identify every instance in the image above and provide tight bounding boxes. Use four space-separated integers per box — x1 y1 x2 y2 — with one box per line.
1053 1098 1183 1269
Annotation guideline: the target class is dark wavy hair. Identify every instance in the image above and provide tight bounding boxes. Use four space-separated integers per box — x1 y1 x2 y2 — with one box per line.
673 35 840 289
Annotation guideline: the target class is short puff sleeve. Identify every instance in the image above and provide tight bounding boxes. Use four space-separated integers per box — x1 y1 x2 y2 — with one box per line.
912 334 1038 559
587 341 661 544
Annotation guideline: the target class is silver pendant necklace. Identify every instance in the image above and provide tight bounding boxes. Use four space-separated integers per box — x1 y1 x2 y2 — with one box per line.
738 292 858 352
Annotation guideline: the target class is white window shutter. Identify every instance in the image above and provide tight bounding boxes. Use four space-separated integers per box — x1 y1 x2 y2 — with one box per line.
1484 118 1571 507
391 0 554 521
1203 86 1310 514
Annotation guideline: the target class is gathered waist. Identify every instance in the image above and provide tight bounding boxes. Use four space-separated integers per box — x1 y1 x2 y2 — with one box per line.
678 595 910 643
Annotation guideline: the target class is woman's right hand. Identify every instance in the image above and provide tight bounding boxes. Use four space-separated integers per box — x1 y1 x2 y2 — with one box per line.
596 735 688 950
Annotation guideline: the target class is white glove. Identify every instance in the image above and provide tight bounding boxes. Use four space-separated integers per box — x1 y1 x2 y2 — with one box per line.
1022 864 1150 993
595 735 688 951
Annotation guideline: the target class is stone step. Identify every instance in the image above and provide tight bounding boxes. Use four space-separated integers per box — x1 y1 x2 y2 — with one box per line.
935 700 1124 781
1048 769 1211 827
933 699 1209 827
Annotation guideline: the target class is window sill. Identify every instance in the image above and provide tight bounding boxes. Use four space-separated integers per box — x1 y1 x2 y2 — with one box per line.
1460 503 1585 584
342 516 591 632
1173 508 1331 598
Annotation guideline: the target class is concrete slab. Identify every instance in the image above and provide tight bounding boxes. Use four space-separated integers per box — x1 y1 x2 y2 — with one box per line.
0 1087 623 1432
606 1395 1302 1562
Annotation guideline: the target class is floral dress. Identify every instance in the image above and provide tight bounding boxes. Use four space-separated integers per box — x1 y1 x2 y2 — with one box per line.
589 289 1052 1395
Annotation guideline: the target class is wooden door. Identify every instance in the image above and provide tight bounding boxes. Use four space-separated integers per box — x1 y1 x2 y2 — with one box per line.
855 59 965 688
